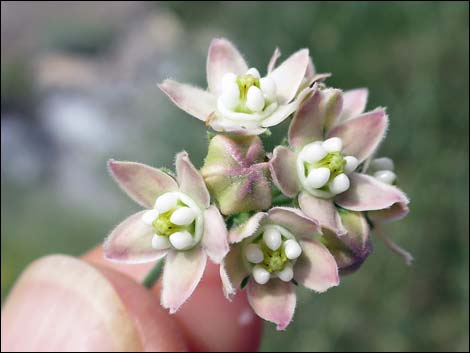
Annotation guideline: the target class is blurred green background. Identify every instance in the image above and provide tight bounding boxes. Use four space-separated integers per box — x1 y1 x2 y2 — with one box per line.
1 1 468 351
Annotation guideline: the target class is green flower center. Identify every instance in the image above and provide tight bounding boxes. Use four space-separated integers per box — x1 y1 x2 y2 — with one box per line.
152 208 195 237
236 74 260 100
259 241 288 273
235 74 261 113
305 151 346 181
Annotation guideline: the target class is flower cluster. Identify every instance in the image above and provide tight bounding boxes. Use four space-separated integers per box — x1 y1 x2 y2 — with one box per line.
104 38 411 330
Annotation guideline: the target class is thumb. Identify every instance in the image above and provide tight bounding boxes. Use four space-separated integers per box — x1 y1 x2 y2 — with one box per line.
1 255 185 352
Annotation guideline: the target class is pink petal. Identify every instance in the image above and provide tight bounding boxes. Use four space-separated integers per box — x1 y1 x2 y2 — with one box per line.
229 212 267 243
220 244 248 299
367 201 410 224
269 146 300 198
161 247 207 314
298 192 346 236
206 38 248 96
288 88 343 149
305 56 316 79
267 47 281 74
261 86 313 128
104 211 168 264
175 151 210 208
288 89 323 149
159 79 216 121
269 48 309 104
339 88 369 121
336 173 410 212
295 239 339 292
108 160 178 208
247 279 296 331
327 108 388 163
267 207 320 239
202 206 229 263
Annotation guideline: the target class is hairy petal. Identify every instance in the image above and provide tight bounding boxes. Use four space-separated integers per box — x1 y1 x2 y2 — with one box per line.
269 48 309 104
229 212 267 243
247 279 296 331
175 151 210 208
161 247 207 314
295 239 339 292
104 211 168 264
269 146 300 198
336 173 410 212
339 88 369 121
159 80 216 121
328 108 388 163
267 207 320 239
108 160 178 208
207 38 248 95
298 192 346 236
220 244 249 299
202 206 229 263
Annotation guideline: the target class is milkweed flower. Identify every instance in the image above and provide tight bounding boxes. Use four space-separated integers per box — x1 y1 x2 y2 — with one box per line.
104 152 229 313
269 86 409 236
220 207 339 330
159 38 315 135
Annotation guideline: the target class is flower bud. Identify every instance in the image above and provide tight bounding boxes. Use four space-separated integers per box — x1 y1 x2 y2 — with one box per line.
201 134 271 215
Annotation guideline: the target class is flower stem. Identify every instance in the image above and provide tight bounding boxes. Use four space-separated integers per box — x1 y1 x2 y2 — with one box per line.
142 258 165 289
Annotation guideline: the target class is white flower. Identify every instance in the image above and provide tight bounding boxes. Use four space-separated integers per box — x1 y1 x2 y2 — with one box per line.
159 38 314 135
296 137 359 198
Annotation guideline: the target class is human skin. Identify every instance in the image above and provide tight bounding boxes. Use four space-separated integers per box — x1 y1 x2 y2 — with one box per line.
1 246 262 352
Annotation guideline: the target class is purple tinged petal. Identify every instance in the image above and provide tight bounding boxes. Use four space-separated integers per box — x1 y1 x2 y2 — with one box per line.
269 48 309 104
288 89 323 148
247 279 296 331
104 211 168 264
108 160 178 208
206 38 248 96
339 88 369 121
267 47 281 74
229 212 267 243
327 108 388 163
267 207 320 239
367 202 410 224
295 239 339 292
202 206 229 263
220 243 249 299
288 88 343 149
269 146 300 198
304 72 332 88
321 210 371 275
336 173 410 212
161 247 207 314
175 151 210 208
158 79 216 121
298 192 347 236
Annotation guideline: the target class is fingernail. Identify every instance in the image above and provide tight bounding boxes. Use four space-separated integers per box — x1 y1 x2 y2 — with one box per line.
1 255 142 351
